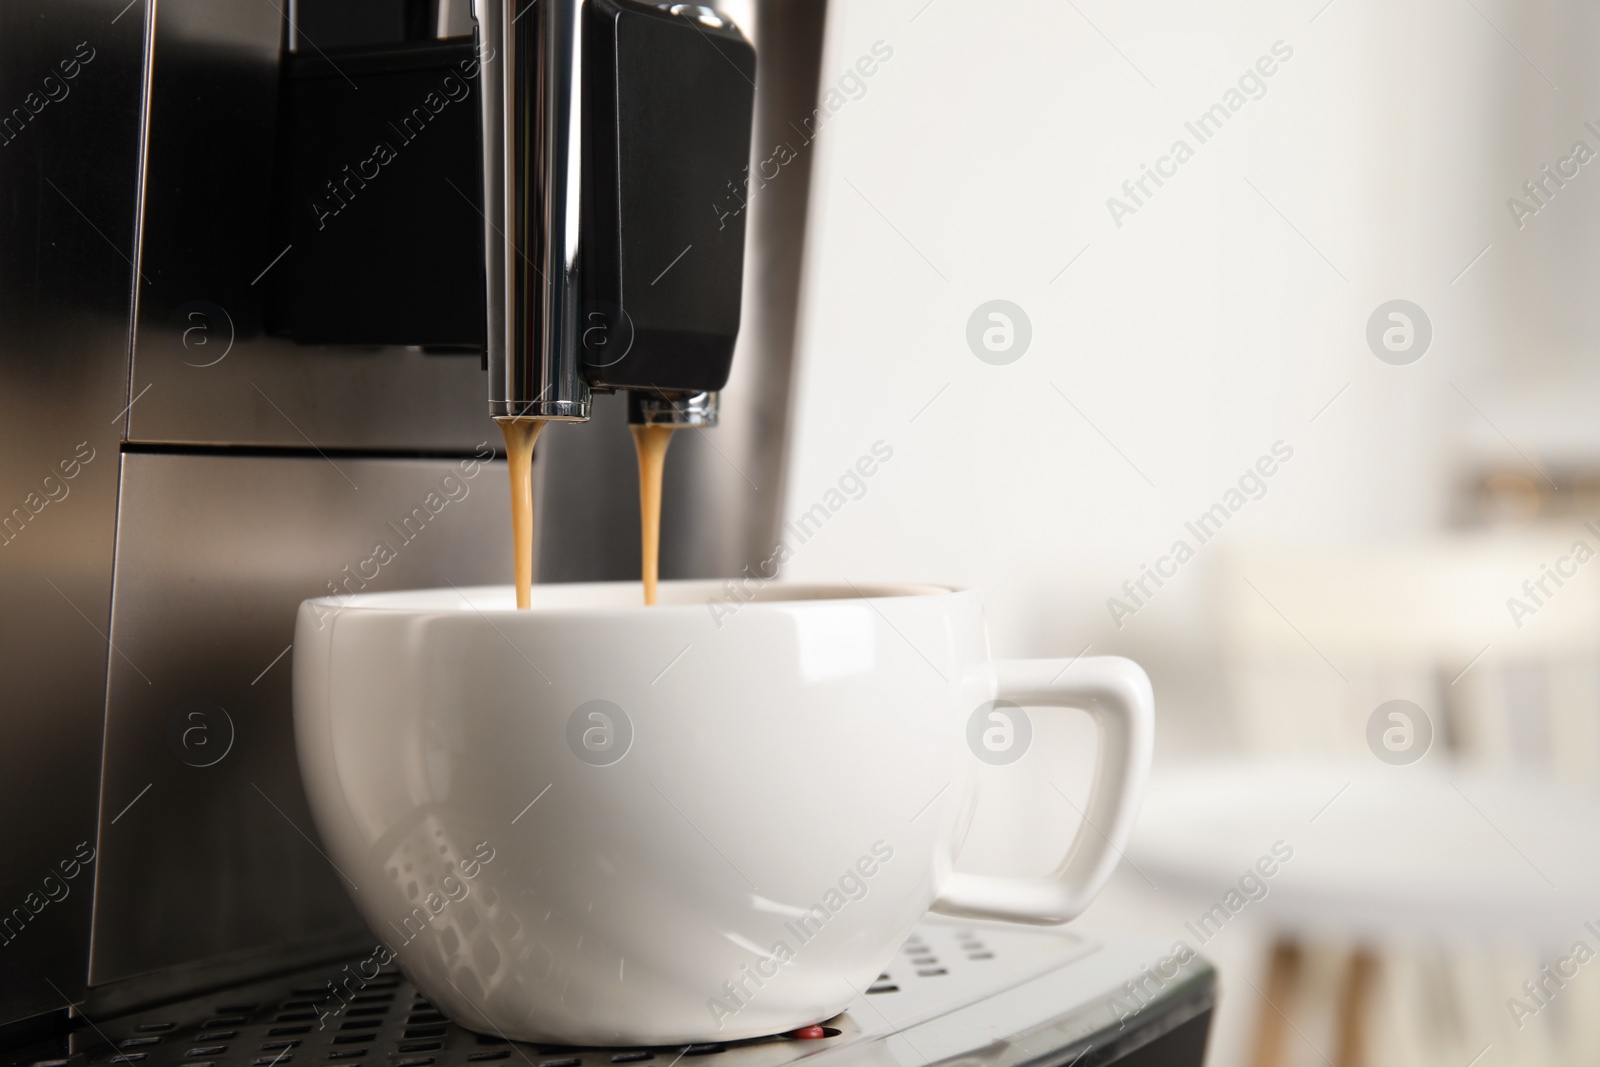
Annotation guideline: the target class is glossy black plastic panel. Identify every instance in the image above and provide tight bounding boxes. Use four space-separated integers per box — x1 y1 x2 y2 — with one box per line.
580 0 756 394
275 40 486 349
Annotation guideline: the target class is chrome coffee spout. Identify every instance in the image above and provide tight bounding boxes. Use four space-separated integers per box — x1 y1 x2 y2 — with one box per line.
479 0 590 422
627 390 720 428
477 0 755 425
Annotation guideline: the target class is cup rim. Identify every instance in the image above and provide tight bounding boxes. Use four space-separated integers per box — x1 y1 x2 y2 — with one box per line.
303 579 964 616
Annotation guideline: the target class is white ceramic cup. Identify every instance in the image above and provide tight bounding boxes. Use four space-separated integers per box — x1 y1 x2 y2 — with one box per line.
293 581 1153 1046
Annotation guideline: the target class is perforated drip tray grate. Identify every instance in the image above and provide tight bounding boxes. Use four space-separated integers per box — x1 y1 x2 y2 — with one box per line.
8 920 1215 1067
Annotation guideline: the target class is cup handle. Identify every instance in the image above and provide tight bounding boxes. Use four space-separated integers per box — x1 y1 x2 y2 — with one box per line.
931 656 1154 924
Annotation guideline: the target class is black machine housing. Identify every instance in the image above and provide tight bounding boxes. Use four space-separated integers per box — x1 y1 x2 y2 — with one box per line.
270 0 756 398
579 0 755 393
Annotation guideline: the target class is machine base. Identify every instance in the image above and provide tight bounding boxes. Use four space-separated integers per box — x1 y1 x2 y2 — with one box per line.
4 919 1212 1067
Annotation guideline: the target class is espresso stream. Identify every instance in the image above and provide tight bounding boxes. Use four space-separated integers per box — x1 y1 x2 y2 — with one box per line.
630 424 677 606
498 419 676 609
497 418 544 610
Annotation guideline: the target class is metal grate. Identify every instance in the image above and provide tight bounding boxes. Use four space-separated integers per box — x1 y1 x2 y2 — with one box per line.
10 926 1014 1067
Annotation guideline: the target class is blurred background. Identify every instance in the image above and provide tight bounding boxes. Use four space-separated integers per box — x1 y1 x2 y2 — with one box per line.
748 0 1600 1063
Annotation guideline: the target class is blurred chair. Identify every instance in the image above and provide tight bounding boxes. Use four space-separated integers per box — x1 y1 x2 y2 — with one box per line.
1129 533 1600 1067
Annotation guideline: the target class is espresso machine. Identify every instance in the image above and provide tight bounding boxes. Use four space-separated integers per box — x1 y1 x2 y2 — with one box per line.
0 1 1212 1063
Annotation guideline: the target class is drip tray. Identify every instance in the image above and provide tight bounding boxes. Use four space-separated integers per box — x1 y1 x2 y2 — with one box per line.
8 920 1213 1067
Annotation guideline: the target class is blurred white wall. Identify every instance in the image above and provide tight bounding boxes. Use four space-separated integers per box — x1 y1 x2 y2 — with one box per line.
771 8 1600 1061
776 0 1600 687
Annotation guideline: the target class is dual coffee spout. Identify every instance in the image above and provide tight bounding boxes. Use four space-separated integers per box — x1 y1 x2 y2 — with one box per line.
478 0 756 430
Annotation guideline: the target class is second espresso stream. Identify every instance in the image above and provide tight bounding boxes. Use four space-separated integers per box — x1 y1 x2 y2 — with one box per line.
631 424 676 606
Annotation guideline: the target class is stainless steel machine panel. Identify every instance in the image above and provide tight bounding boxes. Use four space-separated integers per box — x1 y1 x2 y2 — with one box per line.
89 451 515 993
124 0 489 451
0 0 149 1029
